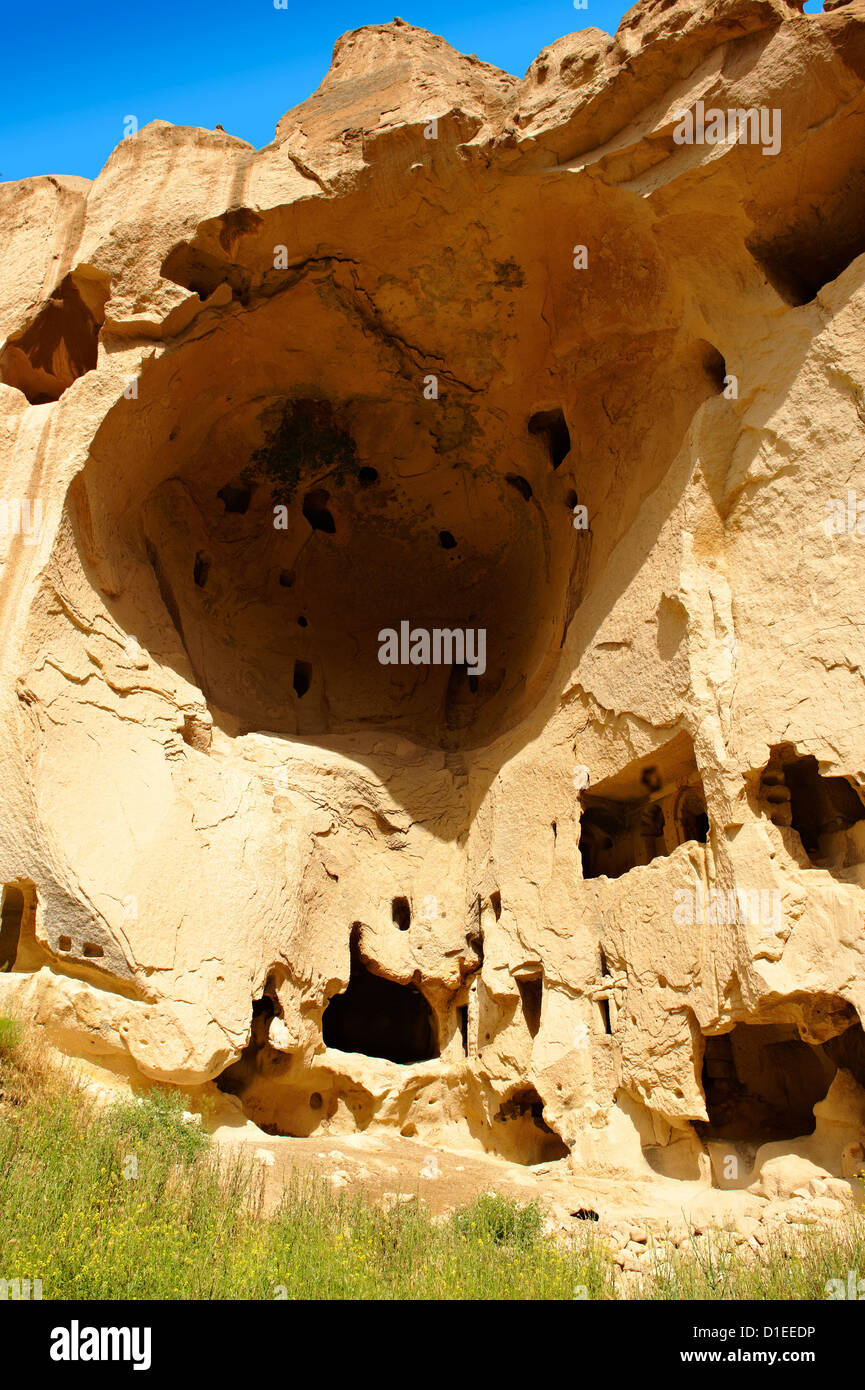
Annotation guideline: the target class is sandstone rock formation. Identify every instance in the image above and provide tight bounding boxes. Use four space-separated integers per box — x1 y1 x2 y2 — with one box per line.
2 0 865 1207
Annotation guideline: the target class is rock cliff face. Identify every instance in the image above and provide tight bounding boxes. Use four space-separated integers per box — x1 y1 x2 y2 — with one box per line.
2 0 865 1195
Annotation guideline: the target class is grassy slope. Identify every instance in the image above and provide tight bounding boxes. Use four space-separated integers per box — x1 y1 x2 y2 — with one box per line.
0 1017 861 1301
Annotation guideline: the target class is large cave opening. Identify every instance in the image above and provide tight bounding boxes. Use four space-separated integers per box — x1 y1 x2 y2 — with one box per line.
66 226 725 767
86 374 580 753
0 269 109 404
322 931 439 1064
579 731 708 880
697 1024 835 1144
755 744 865 873
747 180 865 306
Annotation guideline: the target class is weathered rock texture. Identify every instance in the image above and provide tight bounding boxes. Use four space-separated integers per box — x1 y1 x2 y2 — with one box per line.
2 0 865 1199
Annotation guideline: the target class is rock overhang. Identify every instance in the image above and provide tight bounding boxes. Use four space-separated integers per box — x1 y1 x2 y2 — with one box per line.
0 0 864 1189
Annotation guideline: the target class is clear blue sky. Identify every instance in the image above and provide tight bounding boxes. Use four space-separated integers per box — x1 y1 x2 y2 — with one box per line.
2 0 822 183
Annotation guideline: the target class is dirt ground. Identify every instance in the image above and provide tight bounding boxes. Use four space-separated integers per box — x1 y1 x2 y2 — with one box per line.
217 1125 732 1237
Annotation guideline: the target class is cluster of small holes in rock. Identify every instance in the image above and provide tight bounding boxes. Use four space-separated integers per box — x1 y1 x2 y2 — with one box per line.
52 934 104 959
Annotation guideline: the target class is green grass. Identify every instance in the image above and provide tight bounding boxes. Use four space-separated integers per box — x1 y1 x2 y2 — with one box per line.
0 1018 610 1299
0 1016 20 1049
640 1223 865 1301
1 1014 863 1301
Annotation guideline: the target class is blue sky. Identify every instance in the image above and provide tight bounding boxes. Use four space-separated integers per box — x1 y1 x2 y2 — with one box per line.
2 0 823 183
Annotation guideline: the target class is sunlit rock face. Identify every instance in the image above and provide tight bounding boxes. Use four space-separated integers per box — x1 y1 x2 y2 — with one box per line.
3 0 865 1189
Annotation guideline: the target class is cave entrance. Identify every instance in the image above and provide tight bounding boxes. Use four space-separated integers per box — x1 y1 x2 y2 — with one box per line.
579 798 666 880
696 1024 834 1144
746 173 865 306
488 1086 570 1164
824 1021 865 1089
216 993 280 1102
0 886 24 971
757 745 865 871
81 362 581 755
579 732 708 880
0 269 109 403
323 933 438 1064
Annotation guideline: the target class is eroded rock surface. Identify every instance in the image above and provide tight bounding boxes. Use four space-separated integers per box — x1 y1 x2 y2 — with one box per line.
2 0 865 1210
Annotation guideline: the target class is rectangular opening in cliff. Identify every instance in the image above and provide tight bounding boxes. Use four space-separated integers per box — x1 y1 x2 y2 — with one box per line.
0 885 24 971
697 1024 835 1145
516 974 543 1038
322 931 438 1064
756 744 865 873
579 731 708 880
527 408 571 469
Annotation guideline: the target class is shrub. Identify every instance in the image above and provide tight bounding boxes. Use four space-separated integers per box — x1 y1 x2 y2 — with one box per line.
451 1193 544 1248
110 1086 210 1164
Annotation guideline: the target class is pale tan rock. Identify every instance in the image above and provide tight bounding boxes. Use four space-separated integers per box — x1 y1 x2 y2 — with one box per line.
749 1154 832 1200
0 0 864 1224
